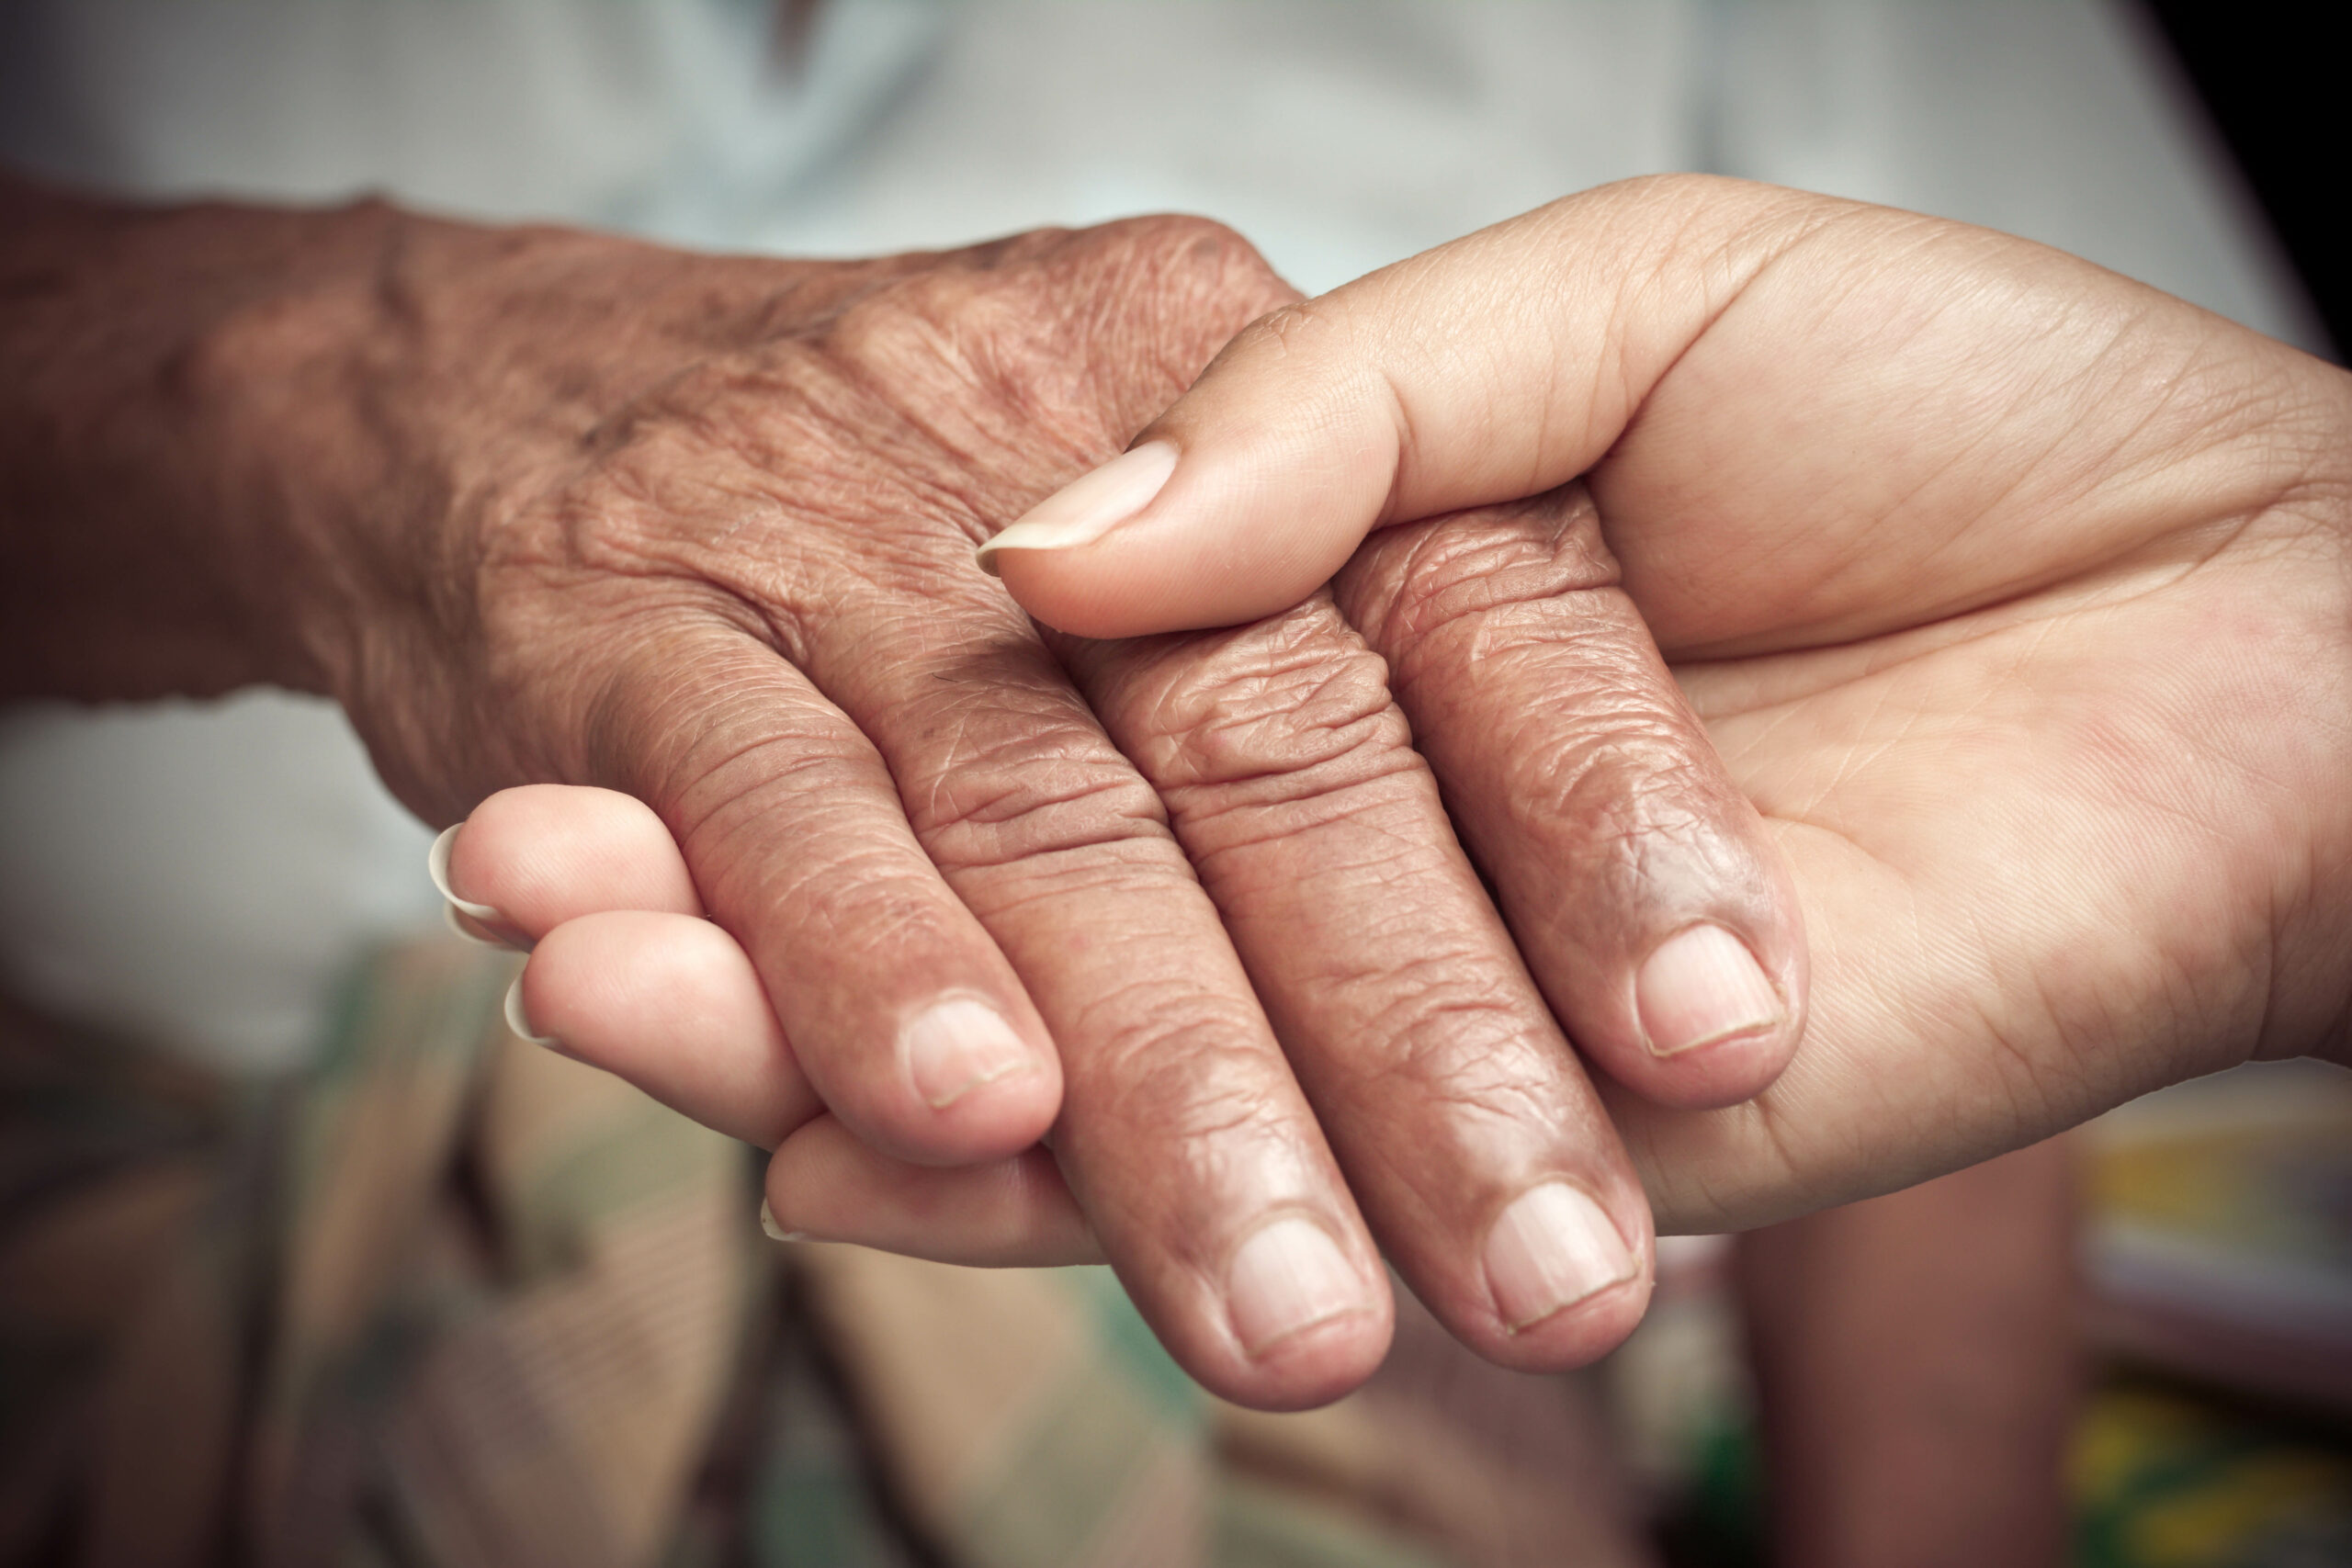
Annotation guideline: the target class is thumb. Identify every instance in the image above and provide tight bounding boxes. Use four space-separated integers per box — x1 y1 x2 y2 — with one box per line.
979 175 1840 637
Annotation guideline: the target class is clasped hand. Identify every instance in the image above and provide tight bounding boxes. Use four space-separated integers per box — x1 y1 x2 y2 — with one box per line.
410 179 2352 1413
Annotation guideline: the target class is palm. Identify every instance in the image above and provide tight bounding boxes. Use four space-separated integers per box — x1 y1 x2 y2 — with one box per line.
1591 222 2352 1230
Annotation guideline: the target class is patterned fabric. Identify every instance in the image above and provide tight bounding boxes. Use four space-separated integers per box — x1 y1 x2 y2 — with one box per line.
795 1246 1651 1568
0 940 750 1567
0 937 1646 1568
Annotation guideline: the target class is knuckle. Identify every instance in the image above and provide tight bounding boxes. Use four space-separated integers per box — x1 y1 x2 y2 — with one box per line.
819 270 983 387
1109 603 1421 825
1077 606 1439 864
1226 298 1343 367
899 679 1173 873
1324 951 1546 1071
1340 483 1623 655
1071 981 1295 1135
1095 213 1290 317
1498 699 1736 883
623 661 857 815
1283 928 1561 1093
923 741 1171 874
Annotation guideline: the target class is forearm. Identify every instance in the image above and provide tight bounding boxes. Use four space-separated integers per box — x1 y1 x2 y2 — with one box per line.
0 171 421 698
1735 1139 2079 1568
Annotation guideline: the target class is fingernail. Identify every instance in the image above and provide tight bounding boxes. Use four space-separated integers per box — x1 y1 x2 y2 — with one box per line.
1484 1182 1636 1333
427 827 514 949
901 997 1031 1109
975 441 1179 575
1227 1216 1368 1356
759 1201 804 1243
1635 924 1783 1057
442 900 520 950
503 975 560 1048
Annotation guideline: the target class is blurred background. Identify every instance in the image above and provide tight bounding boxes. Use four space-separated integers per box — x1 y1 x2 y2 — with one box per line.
1 4 2346 1565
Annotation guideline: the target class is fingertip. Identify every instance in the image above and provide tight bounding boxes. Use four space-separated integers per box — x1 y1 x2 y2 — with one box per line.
763 1127 1100 1267
1611 921 1806 1110
525 908 820 1147
1637 924 1783 1055
504 968 559 1048
871 992 1064 1167
1468 1181 1655 1371
1218 1316 1394 1412
1483 1265 1655 1372
453 784 702 935
986 357 1400 638
1102 1204 1394 1414
1202 1224 1395 1411
986 499 1345 640
429 822 503 923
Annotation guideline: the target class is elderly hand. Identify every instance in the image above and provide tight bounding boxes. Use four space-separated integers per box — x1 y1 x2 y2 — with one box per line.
4 177 1808 1407
988 175 2352 1228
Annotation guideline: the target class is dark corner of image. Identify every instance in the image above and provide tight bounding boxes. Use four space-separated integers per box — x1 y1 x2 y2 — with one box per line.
2143 2 2346 365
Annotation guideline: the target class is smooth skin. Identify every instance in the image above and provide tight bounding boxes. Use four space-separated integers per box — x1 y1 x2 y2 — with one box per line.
467 175 2352 1266
3 172 1814 1408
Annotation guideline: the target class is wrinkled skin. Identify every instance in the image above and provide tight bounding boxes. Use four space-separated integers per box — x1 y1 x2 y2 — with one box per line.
4 196 1804 1410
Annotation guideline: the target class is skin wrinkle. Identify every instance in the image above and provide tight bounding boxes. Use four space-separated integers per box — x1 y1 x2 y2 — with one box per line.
1578 180 1848 464
820 310 1041 508
1611 262 2333 668
687 771 916 903
1183 799 1455 890
543 478 872 637
613 372 986 592
1390 692 1721 887
925 797 1183 885
1328 1091 1566 1244
1226 859 1487 955
558 619 732 781
1156 728 1422 817
1343 496 1623 656
892 681 1180 863
609 222 1410 1375
1279 963 1555 1087
683 757 898 875
1675 514 2278 725
1091 610 1415 797
1063 1038 1312 1232
917 737 1161 829
1232 911 1487 1020
1096 647 1459 881
1044 441 1674 1348
951 840 1206 931
835 225 1268 544
1077 1032 1294 1146
632 684 876 828
1930 306 2233 547
1491 701 1722 846
1145 680 1410 800
677 818 954 956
